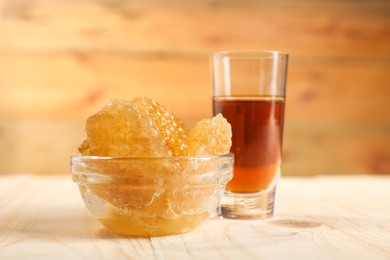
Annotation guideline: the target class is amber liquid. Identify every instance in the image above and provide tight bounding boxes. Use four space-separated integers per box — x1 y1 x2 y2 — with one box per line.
213 96 285 193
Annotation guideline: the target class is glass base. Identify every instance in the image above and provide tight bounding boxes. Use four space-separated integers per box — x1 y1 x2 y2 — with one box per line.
218 186 277 219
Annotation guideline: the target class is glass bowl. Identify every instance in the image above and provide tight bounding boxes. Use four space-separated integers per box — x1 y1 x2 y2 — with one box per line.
71 154 233 237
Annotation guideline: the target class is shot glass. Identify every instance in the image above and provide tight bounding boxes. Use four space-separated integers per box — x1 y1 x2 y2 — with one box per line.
212 50 288 219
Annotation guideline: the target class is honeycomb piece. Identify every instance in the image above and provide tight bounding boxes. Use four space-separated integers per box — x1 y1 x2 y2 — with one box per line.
131 97 190 156
78 99 170 157
186 113 232 156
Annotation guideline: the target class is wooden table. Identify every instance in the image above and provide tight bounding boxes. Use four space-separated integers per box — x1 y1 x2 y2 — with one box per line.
1 174 389 259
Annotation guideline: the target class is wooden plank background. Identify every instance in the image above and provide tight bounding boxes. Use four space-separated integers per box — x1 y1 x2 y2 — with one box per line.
0 0 389 175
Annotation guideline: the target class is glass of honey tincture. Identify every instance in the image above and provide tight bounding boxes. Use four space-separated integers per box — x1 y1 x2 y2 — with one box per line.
212 50 288 219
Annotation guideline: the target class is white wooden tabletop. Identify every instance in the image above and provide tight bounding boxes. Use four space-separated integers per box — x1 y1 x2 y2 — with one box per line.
0 174 389 260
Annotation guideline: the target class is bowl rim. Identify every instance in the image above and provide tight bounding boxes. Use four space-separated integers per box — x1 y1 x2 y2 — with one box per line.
71 152 234 161
71 152 234 185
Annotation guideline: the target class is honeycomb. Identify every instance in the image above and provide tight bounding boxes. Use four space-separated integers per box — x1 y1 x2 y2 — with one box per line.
79 98 231 157
131 96 189 156
78 99 170 157
186 113 232 156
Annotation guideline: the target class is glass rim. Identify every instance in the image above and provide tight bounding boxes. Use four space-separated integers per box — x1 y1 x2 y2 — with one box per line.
212 50 288 58
212 95 285 101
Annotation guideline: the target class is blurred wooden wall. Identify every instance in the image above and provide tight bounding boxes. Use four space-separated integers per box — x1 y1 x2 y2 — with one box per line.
0 0 389 175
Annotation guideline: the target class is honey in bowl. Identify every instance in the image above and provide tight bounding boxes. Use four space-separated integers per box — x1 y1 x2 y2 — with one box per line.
72 97 233 237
